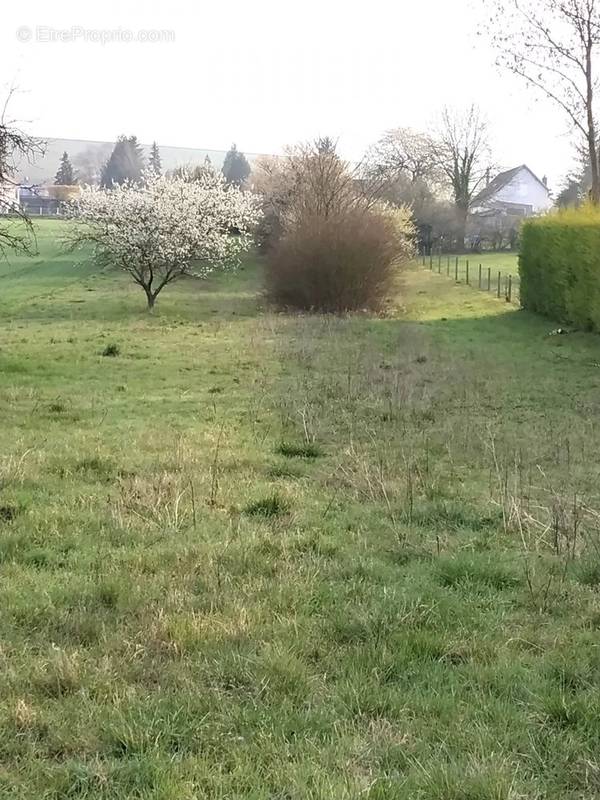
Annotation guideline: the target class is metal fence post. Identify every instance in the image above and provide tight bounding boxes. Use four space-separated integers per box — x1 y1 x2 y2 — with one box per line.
497 272 501 298
447 256 450 275
478 264 482 289
455 257 458 281
466 260 470 285
487 267 491 291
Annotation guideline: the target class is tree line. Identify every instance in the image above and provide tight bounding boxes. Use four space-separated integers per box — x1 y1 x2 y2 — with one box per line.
51 138 251 189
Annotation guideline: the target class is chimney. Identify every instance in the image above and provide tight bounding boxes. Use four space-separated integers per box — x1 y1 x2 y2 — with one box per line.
542 175 548 188
485 167 491 186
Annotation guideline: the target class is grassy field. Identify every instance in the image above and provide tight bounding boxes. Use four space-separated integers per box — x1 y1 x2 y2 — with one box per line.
2 221 600 798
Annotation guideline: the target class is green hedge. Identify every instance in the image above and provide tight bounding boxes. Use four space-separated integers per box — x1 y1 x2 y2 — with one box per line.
520 207 600 330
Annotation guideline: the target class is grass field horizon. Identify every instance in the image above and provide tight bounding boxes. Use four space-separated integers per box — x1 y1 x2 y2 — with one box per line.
2 221 600 798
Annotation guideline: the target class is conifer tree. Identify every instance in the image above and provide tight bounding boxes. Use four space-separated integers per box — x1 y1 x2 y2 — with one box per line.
222 144 250 187
149 141 162 174
54 151 76 185
101 135 145 187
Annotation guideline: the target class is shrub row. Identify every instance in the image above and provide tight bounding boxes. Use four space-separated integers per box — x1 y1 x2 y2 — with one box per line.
520 206 600 331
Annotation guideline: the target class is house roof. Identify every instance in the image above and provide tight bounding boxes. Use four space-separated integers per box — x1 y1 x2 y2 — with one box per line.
471 164 548 208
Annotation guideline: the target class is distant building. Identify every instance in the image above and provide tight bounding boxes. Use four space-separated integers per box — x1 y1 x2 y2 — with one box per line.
18 184 79 216
468 165 552 249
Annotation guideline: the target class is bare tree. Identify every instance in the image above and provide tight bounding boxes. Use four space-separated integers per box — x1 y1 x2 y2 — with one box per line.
429 105 490 249
490 0 600 203
365 127 440 184
0 88 44 258
252 139 387 249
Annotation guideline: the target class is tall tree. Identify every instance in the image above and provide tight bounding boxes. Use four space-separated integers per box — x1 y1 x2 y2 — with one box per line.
101 135 145 187
429 105 490 249
54 151 76 185
0 88 44 258
222 143 251 187
490 0 600 204
148 141 162 174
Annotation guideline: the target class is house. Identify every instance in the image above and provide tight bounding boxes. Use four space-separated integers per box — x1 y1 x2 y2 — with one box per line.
18 184 75 216
468 164 552 248
471 164 552 217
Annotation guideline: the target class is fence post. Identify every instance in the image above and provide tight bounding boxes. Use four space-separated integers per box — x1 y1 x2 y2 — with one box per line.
438 251 442 271
478 264 482 289
497 272 501 298
447 256 450 275
455 257 458 282
487 267 491 291
507 275 512 302
466 260 470 285
429 252 433 270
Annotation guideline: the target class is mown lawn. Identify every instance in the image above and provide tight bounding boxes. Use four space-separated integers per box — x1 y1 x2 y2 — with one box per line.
2 222 600 798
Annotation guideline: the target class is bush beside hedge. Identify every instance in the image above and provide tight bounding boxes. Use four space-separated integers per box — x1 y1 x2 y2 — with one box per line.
520 207 600 330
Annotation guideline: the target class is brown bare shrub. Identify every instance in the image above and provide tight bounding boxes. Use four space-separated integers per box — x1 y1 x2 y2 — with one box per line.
266 204 414 312
259 139 414 312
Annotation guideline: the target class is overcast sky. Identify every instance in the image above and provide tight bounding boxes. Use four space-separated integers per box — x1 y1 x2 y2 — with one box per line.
2 0 577 192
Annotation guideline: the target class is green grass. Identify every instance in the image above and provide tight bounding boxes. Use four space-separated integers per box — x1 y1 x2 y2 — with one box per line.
467 251 520 275
2 221 600 797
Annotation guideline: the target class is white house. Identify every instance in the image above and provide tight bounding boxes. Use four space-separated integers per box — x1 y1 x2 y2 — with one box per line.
471 164 552 217
468 165 552 248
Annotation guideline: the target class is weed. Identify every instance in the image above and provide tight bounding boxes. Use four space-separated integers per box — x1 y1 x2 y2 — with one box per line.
276 441 322 459
0 504 19 522
102 343 120 357
244 493 289 517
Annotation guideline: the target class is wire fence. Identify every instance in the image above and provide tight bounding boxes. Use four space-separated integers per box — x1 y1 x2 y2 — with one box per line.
420 252 520 306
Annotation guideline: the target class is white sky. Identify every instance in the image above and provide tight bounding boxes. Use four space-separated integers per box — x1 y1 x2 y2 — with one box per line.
1 0 578 192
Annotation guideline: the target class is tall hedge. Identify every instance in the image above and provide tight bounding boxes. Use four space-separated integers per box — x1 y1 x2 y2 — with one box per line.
520 207 600 331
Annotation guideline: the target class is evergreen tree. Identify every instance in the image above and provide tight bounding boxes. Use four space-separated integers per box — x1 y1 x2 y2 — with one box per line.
315 136 337 155
101 135 145 187
54 151 76 185
149 141 162 174
222 144 250 187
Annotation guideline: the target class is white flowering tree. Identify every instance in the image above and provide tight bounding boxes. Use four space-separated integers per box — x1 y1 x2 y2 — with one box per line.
67 171 261 309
